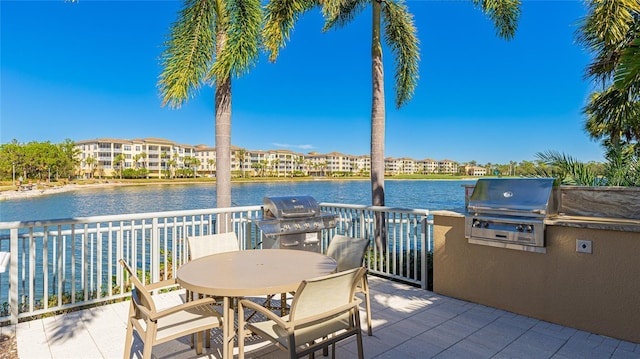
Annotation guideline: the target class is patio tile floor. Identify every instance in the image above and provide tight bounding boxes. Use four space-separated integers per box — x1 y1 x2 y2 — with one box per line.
6 276 640 359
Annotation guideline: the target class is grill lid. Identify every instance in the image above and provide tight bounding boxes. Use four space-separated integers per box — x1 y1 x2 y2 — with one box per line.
467 178 555 216
262 195 320 219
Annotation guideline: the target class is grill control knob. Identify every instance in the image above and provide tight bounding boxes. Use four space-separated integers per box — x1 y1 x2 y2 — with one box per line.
472 219 481 228
294 223 301 230
516 224 524 232
304 223 310 229
482 221 489 228
525 225 534 233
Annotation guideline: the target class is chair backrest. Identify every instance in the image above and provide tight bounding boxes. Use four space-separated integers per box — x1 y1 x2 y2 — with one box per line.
187 232 239 260
289 267 365 321
326 235 369 272
119 259 157 315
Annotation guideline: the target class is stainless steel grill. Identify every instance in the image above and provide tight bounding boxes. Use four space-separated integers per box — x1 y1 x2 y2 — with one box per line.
255 195 337 252
465 178 555 251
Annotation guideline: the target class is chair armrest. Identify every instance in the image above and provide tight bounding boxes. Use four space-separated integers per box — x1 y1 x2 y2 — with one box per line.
146 278 178 291
239 299 288 326
150 297 219 321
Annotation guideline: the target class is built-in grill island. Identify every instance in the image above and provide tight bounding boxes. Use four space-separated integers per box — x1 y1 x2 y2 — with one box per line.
254 195 337 253
465 178 556 253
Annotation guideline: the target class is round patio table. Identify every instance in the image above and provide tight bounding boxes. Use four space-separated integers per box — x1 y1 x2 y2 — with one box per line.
176 249 337 359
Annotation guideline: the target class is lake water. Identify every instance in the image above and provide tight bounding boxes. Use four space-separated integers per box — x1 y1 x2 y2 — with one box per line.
0 179 476 222
0 179 476 306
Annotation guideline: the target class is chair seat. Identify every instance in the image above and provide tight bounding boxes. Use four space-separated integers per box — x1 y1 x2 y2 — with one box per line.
145 304 223 344
238 267 366 359
249 313 352 348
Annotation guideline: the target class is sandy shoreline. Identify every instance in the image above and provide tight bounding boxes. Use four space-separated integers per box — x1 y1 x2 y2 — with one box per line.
0 183 124 201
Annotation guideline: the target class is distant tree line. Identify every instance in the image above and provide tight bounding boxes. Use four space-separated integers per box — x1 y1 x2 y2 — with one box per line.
0 139 80 183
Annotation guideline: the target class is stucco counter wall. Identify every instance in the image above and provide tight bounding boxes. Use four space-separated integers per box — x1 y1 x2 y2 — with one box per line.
433 211 640 344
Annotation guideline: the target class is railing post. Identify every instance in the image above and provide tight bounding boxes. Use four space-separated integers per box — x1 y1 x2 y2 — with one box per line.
10 228 18 324
420 215 428 290
151 218 159 284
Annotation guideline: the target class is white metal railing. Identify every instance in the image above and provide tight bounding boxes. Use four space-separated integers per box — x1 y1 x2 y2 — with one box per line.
0 203 432 325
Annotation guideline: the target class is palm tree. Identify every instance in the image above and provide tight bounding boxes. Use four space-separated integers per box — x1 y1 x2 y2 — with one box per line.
159 0 262 211
578 1 640 147
160 151 169 179
167 158 177 178
236 148 247 178
84 156 96 179
207 158 215 176
189 156 202 178
264 0 520 247
270 158 280 177
113 154 125 179
132 154 141 170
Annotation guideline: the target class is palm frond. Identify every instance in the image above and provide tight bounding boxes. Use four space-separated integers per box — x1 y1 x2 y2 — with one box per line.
602 139 640 185
577 0 640 83
473 0 521 40
583 86 640 142
382 0 420 108
614 35 640 89
535 150 603 186
158 0 215 109
210 0 263 81
263 0 318 62
322 0 367 31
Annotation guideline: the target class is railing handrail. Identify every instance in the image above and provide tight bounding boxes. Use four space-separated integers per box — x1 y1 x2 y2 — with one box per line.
319 202 430 216
0 205 263 229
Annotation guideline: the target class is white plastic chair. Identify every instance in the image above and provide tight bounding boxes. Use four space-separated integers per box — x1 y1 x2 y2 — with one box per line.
237 267 366 359
326 235 372 336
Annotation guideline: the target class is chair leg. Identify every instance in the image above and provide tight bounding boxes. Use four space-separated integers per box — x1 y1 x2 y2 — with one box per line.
142 322 156 359
195 331 203 355
355 330 364 359
363 276 372 336
123 302 135 359
353 307 364 359
123 319 134 359
238 302 246 359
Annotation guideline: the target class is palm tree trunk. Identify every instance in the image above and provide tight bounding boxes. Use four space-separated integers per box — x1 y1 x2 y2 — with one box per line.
215 32 233 232
371 0 387 251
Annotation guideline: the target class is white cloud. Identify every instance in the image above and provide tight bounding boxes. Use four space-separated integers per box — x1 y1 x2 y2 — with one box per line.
272 143 314 150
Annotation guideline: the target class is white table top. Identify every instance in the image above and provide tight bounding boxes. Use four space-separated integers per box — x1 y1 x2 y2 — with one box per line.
176 249 337 297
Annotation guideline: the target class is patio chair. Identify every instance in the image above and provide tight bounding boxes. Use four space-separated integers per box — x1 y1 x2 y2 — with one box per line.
187 231 240 260
326 235 372 336
119 259 223 359
186 232 240 302
237 267 366 359
186 232 240 344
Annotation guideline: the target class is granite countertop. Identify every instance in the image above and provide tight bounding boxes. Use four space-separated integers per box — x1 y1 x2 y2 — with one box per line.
432 209 640 233
545 215 640 233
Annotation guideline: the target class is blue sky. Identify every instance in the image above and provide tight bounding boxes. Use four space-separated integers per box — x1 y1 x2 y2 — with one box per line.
2 0 602 165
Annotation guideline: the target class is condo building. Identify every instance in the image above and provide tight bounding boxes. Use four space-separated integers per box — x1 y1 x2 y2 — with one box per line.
74 137 463 179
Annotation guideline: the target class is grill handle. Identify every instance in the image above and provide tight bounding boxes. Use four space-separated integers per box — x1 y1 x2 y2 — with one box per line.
281 241 300 247
280 211 318 218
